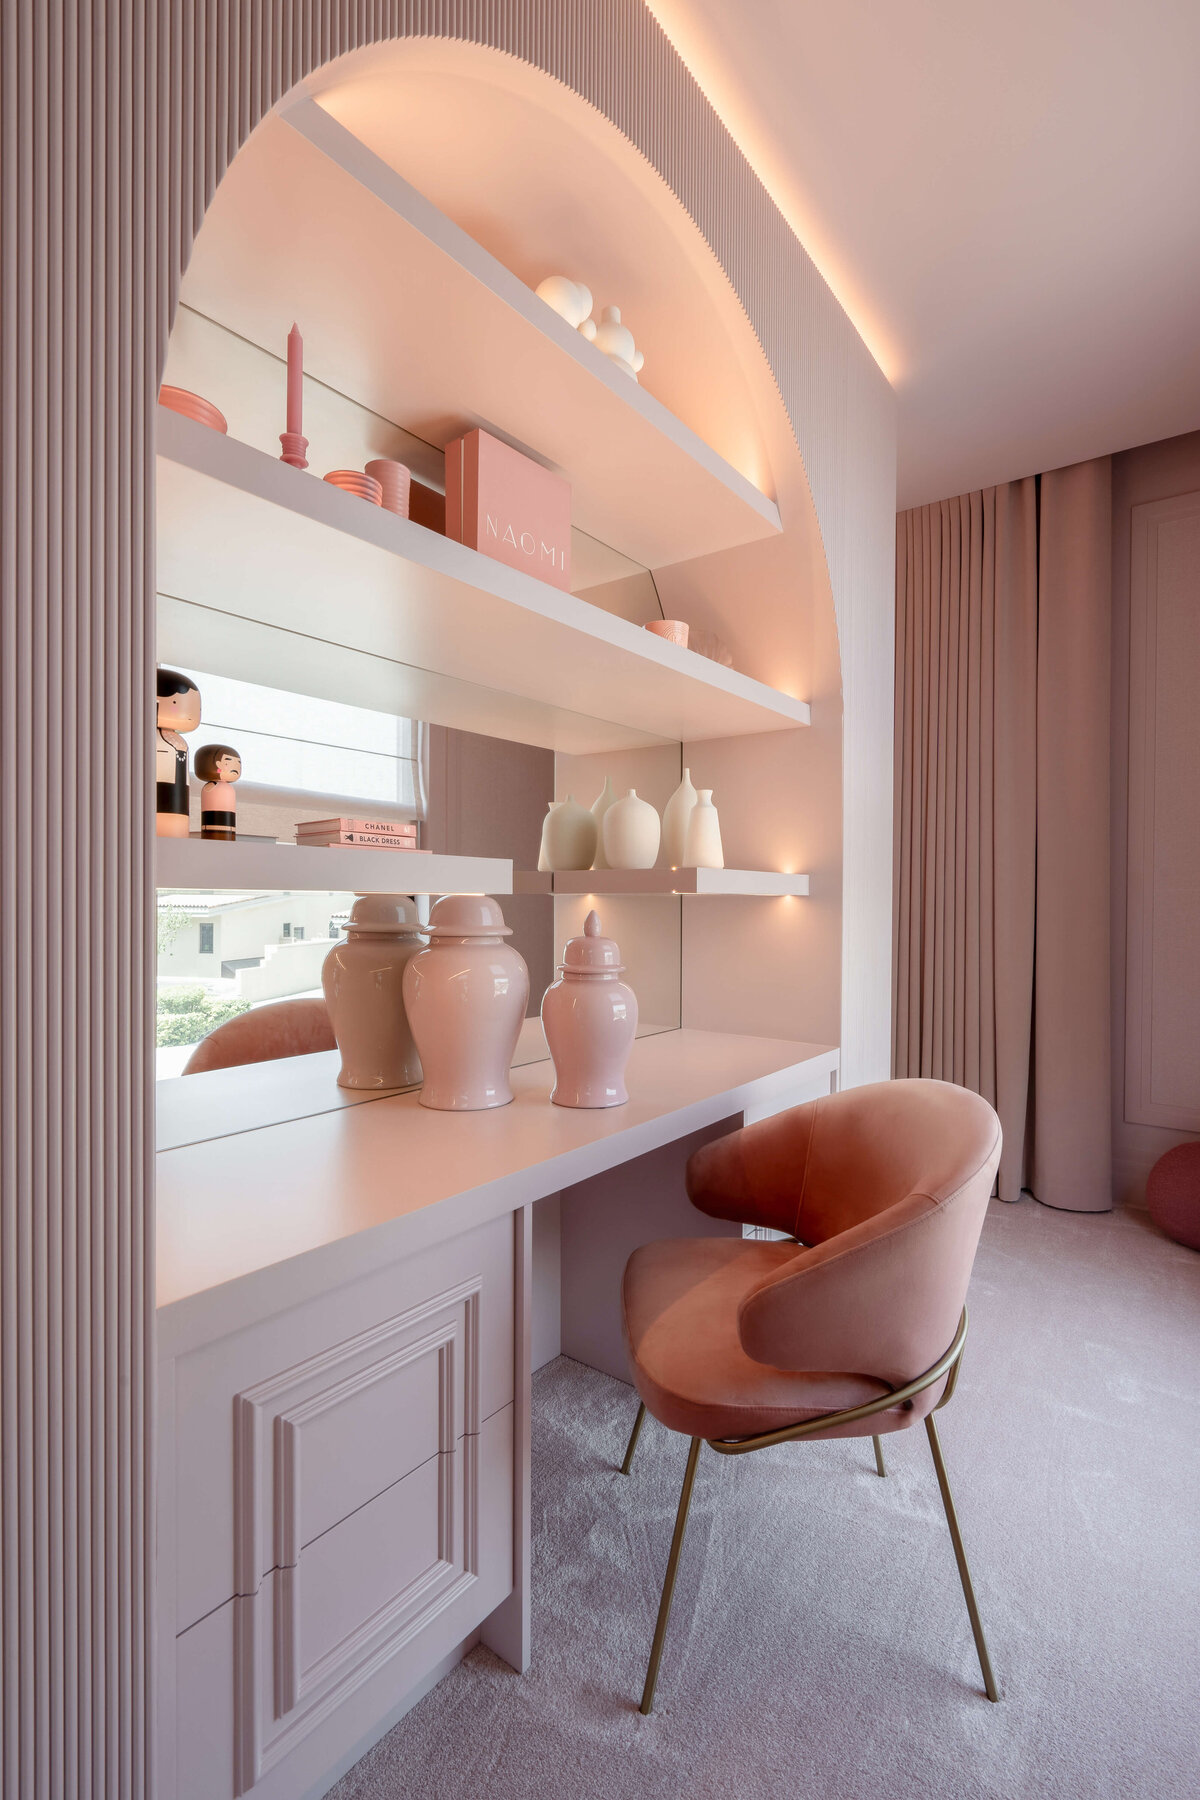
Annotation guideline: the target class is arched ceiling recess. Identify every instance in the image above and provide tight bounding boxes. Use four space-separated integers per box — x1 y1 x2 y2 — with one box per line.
177 37 834 703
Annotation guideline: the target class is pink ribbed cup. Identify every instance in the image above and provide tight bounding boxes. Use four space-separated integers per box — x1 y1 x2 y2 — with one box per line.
365 458 412 518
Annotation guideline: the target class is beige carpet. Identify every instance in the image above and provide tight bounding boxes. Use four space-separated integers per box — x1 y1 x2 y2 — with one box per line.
330 1200 1200 1800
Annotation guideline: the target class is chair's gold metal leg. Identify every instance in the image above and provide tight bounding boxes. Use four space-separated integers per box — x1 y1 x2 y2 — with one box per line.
620 1402 646 1475
872 1435 887 1477
639 1437 702 1714
924 1415 999 1701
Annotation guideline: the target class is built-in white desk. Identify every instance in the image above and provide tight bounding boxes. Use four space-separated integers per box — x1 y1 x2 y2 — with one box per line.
155 1028 837 1800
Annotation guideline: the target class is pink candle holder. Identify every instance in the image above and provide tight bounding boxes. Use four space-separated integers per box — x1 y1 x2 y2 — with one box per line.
279 430 309 470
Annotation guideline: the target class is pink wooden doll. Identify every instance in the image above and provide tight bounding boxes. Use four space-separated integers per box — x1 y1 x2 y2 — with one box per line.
194 743 242 841
155 668 201 838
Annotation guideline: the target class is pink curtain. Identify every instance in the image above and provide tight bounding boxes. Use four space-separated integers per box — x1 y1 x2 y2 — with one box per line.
894 459 1112 1209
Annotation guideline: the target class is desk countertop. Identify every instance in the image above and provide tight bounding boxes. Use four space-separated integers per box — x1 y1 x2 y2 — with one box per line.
156 1028 837 1350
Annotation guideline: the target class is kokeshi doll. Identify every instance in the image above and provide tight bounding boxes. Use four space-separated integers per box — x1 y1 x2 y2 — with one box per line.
155 668 201 838
194 743 242 841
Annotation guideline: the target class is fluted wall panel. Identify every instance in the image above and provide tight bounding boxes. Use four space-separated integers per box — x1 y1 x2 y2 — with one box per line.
0 5 893 1794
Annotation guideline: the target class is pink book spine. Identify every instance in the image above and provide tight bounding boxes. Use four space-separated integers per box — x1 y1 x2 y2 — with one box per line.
297 817 417 836
303 834 429 850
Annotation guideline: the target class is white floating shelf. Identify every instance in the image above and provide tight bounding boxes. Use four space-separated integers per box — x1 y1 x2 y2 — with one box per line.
156 408 811 757
181 98 781 571
515 869 810 897
156 836 511 896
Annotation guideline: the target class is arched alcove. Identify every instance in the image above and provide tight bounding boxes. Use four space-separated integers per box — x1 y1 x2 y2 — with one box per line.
159 34 844 1051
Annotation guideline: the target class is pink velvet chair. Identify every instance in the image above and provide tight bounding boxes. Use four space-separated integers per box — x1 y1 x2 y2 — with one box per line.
620 1077 1002 1713
181 995 335 1074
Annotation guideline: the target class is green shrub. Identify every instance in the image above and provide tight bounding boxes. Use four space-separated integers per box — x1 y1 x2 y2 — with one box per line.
156 994 250 1048
157 983 207 1015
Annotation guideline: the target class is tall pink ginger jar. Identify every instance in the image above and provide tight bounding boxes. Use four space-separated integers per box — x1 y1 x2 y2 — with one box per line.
540 910 638 1108
321 894 425 1090
402 894 529 1110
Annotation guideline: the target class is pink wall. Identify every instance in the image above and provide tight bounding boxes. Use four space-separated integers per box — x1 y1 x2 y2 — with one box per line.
1110 430 1200 1206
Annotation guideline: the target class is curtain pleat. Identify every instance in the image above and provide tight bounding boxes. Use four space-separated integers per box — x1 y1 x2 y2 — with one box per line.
1033 460 1113 1210
894 463 1112 1208
894 477 1038 1202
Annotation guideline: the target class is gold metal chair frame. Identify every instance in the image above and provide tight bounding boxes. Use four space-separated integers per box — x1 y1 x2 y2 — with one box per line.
620 1306 998 1714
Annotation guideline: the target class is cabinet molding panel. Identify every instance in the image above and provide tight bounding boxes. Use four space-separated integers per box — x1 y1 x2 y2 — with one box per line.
231 1279 484 1792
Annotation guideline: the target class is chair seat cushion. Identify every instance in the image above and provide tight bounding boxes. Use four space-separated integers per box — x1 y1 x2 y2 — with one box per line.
622 1237 917 1442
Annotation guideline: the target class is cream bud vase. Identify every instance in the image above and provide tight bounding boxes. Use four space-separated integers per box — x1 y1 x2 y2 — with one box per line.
603 789 660 870
662 767 698 868
542 794 597 871
683 789 724 869
321 895 425 1090
541 911 638 1108
402 895 529 1111
590 775 616 869
537 799 564 872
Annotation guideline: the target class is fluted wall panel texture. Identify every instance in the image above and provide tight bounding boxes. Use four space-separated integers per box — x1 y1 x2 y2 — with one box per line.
0 5 894 1794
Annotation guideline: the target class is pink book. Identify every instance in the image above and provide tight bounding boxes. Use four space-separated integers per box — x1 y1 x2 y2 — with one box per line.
444 428 571 591
297 817 417 837
298 833 428 850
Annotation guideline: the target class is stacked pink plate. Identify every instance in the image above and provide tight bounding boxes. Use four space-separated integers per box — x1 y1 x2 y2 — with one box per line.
159 385 227 433
364 458 412 518
323 469 383 506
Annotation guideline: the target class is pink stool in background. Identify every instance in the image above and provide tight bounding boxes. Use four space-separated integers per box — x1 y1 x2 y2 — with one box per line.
1146 1143 1200 1250
181 996 335 1074
619 1078 1003 1714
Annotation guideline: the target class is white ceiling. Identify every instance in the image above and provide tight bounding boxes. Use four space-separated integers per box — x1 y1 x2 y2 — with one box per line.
649 1 1200 508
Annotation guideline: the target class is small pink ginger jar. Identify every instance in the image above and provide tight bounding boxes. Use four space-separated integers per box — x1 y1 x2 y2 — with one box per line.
403 894 529 1111
540 910 638 1108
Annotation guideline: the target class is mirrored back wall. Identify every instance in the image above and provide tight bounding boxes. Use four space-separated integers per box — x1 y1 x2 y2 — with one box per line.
154 694 685 1080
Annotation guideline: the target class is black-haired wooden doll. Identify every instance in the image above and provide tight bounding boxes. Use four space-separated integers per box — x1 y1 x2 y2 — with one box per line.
194 744 242 841
155 668 201 838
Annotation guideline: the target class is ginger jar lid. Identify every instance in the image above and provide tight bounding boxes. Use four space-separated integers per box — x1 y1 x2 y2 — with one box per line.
560 909 624 975
427 893 512 938
347 893 423 935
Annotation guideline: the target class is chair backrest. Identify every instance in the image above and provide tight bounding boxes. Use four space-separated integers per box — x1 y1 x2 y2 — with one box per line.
686 1079 1001 1389
181 995 336 1075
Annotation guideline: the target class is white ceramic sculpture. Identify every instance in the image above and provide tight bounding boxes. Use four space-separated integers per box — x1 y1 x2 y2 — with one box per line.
543 794 598 871
662 768 698 868
603 789 661 869
683 789 724 869
592 305 645 381
538 799 564 872
535 276 597 339
590 775 616 869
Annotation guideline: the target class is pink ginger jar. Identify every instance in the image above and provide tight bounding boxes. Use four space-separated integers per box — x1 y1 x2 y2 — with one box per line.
540 910 638 1108
402 894 529 1111
322 893 425 1091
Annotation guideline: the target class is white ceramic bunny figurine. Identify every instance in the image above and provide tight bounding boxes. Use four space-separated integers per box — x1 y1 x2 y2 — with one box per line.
593 305 645 381
535 276 597 340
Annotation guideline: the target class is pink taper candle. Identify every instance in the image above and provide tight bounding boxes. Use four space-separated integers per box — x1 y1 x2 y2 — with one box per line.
286 322 303 435
279 322 309 469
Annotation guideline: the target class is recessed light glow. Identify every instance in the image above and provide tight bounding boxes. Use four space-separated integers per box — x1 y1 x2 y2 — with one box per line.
645 2 899 382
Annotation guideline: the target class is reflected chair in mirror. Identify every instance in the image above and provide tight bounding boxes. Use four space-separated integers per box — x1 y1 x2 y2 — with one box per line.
181 995 336 1074
620 1078 1002 1713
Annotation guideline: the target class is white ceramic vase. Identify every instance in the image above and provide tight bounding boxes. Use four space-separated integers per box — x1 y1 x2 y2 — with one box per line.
683 789 724 869
321 894 425 1090
603 789 661 869
590 776 616 869
537 800 564 872
662 767 698 868
542 794 597 871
